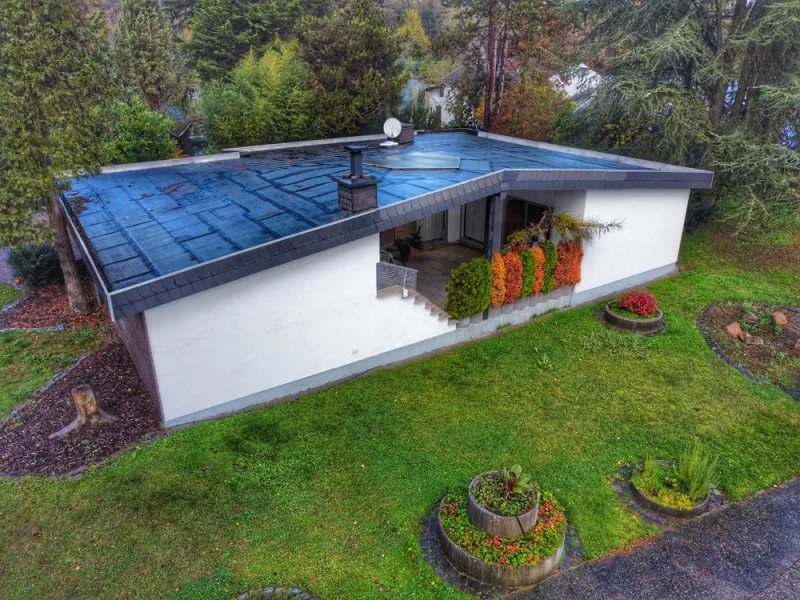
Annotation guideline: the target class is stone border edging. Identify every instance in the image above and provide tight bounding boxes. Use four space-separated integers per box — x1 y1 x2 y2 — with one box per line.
603 303 664 334
697 302 800 401
468 472 540 539
235 587 320 600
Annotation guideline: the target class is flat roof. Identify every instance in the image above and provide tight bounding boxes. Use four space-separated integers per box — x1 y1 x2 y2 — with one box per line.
62 131 713 320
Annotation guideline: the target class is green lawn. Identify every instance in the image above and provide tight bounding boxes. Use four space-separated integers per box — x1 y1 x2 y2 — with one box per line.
0 282 21 309
0 328 100 420
0 229 799 600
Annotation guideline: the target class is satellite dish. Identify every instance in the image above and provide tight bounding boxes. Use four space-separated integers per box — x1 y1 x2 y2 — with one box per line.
383 118 402 139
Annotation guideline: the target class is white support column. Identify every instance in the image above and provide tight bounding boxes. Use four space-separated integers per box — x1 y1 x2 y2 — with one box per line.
446 206 462 243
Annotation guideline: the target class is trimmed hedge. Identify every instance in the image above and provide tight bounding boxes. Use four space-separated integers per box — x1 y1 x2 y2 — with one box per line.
490 253 506 308
532 246 545 296
554 240 583 288
518 247 535 297
445 257 493 320
503 252 523 304
541 240 558 294
7 243 63 287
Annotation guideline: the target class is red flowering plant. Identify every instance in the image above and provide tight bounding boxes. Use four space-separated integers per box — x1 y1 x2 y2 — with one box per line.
617 290 658 317
439 489 566 567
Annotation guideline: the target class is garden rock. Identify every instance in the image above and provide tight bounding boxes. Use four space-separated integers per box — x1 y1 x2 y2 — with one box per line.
743 333 764 346
794 339 800 352
725 322 742 339
745 311 759 324
772 311 788 326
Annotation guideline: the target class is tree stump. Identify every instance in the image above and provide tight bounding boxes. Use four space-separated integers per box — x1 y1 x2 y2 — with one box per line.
48 385 117 439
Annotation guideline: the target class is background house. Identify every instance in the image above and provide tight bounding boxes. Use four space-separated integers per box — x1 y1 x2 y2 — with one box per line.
62 131 713 426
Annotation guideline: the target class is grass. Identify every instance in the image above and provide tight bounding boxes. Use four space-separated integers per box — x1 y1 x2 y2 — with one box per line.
0 282 21 309
0 328 101 420
0 228 799 599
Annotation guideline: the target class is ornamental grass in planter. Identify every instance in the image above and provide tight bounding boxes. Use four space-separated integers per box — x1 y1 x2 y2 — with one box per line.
630 445 717 517
604 290 664 334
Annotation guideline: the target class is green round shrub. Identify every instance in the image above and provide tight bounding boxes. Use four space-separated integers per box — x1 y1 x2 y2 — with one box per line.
7 242 63 287
445 257 492 320
518 247 535 297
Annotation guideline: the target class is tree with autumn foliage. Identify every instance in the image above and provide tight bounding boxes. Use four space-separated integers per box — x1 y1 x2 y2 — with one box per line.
0 0 116 314
490 253 506 307
443 0 575 131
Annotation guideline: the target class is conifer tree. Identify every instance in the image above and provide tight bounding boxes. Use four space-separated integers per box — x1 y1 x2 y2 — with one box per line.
114 0 191 110
0 0 116 313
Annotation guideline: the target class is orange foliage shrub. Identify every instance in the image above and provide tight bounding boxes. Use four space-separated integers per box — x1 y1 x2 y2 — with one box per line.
554 241 584 288
490 253 506 308
503 252 523 304
531 246 545 296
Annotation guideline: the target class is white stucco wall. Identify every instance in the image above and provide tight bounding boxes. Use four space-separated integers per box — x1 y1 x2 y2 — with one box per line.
575 189 690 293
145 234 454 424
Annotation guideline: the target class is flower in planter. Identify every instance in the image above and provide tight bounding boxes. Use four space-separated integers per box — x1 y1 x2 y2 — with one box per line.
619 290 657 317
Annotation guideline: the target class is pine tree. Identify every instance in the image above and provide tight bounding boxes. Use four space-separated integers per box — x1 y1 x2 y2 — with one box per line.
114 0 191 110
298 0 403 134
188 0 330 81
0 0 116 313
568 0 800 231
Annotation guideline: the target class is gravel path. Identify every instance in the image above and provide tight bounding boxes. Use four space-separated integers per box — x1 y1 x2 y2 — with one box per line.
510 479 800 600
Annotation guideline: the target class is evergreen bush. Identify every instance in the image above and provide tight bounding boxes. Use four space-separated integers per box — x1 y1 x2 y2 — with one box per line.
445 257 492 320
8 243 63 287
518 247 535 297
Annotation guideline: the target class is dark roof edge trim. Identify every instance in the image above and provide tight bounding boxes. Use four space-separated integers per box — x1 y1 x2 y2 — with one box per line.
58 195 116 320
102 167 712 320
480 132 715 178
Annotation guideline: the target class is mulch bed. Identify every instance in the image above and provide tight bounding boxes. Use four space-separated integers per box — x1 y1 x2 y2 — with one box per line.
0 277 107 330
698 302 800 401
0 343 161 477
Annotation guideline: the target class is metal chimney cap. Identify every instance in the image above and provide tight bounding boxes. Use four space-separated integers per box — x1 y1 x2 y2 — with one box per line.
344 145 366 153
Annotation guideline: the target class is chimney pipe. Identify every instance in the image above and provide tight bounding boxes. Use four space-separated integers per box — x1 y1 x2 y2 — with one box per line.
346 145 364 179
334 145 381 213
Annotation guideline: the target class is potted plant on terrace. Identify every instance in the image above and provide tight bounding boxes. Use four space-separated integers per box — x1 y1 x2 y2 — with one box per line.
604 290 664 334
468 465 541 538
630 444 717 517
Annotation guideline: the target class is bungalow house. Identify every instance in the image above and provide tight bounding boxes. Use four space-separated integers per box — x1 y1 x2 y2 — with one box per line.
62 131 713 426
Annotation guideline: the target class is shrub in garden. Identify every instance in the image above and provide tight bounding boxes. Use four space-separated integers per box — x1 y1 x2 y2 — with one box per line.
619 290 658 317
518 247 535 297
531 245 545 295
104 95 178 165
554 240 584 288
445 257 493 320
503 252 523 304
7 243 63 287
490 253 506 308
541 240 558 294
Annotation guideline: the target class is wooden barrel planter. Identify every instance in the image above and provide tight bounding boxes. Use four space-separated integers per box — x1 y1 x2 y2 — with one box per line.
630 479 710 518
467 472 540 539
437 510 566 588
604 303 664 334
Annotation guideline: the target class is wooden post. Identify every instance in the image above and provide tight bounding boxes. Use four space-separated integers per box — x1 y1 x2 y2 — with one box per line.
49 385 117 439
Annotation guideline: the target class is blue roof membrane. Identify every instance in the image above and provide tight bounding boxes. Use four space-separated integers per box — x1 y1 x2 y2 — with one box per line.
65 133 644 291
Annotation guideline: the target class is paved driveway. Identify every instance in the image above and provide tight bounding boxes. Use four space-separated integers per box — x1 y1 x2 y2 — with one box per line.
511 479 800 600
